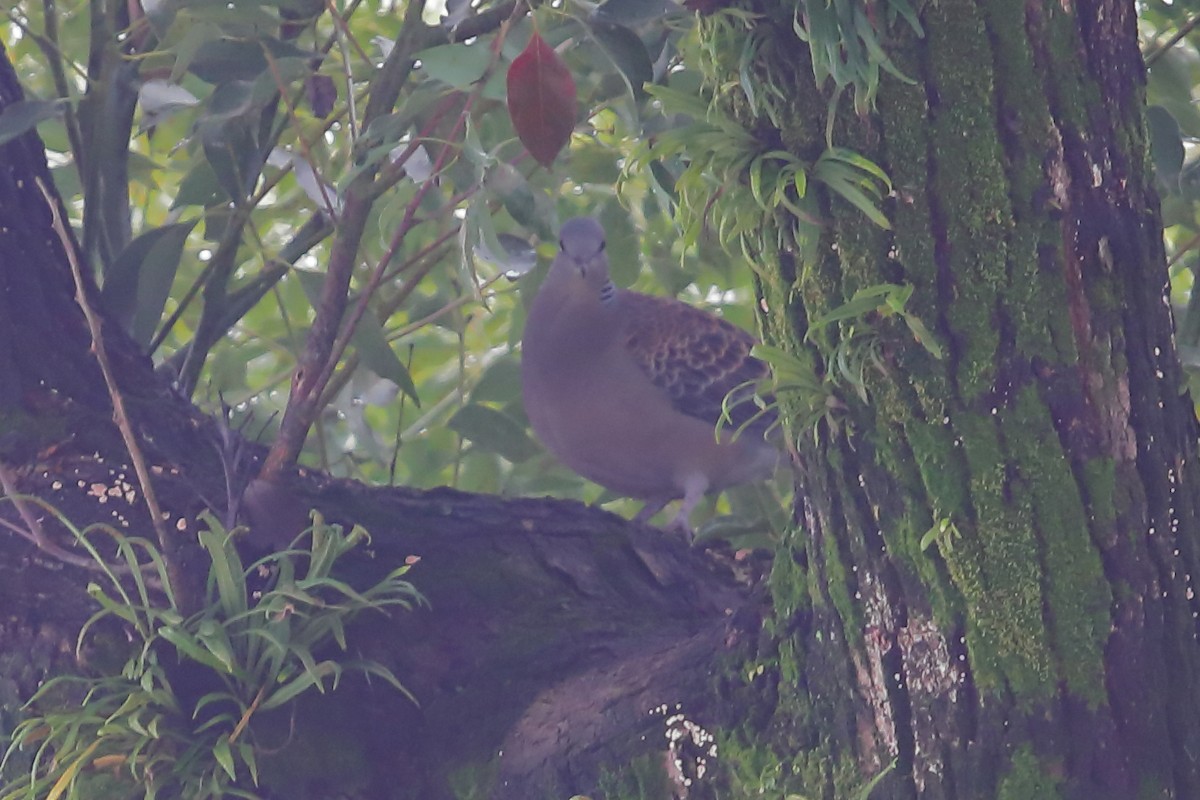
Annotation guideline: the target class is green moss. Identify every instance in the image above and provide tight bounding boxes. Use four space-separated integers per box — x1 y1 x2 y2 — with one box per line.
256 696 371 799
984 0 1078 365
777 636 801 691
922 2 1016 402
819 447 866 640
769 538 811 622
0 407 68 461
1005 387 1110 705
1082 458 1117 531
949 412 1054 697
997 745 1064 800
595 754 672 800
447 761 498 800
904 415 970 519
716 730 879 800
1039 7 1101 134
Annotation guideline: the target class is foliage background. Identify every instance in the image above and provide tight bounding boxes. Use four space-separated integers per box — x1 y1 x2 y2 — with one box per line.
3 0 775 529
5 0 1199 526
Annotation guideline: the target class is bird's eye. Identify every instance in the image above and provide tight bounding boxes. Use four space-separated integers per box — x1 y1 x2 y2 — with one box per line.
598 240 606 253
559 238 565 250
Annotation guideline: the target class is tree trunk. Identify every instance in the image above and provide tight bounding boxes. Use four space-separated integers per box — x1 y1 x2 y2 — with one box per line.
722 0 1200 796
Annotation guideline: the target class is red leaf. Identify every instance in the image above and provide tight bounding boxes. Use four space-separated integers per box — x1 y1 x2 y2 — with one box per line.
506 32 577 168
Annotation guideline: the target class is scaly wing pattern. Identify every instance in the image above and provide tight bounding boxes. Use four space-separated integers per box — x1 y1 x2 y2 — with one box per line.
618 291 776 440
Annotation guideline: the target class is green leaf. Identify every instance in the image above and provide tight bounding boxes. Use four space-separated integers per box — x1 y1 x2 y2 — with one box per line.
213 737 236 781
160 626 232 674
46 741 100 800
824 174 891 228
200 105 260 203
568 142 623 185
486 163 538 230
237 741 259 785
471 357 522 403
903 315 943 360
448 404 540 462
260 661 339 710
197 517 248 622
821 147 891 187
196 620 238 674
115 221 196 346
806 285 895 337
174 159 226 208
1148 105 1185 181
590 21 654 99
593 0 677 25
415 41 494 88
187 36 315 84
168 20 225 83
353 309 421 404
0 98 65 146
750 344 820 388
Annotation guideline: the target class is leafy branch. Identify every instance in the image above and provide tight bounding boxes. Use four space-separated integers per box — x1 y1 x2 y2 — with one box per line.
0 512 420 800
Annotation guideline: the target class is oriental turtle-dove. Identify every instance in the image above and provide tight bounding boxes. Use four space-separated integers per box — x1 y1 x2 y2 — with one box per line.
521 217 778 535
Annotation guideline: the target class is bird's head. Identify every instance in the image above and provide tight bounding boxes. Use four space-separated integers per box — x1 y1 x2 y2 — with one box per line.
554 217 612 299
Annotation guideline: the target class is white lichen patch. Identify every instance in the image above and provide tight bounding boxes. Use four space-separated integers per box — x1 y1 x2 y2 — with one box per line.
650 703 716 795
898 615 960 792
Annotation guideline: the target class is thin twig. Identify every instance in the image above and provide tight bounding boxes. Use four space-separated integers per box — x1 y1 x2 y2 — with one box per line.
1146 14 1200 67
262 46 340 219
35 177 189 606
262 0 531 477
308 14 521 415
316 247 446 409
0 461 49 549
389 272 507 342
0 513 114 572
262 0 433 478
1167 228 1200 271
0 463 162 580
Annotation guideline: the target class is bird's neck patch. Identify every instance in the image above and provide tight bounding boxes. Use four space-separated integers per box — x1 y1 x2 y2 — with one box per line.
599 280 616 305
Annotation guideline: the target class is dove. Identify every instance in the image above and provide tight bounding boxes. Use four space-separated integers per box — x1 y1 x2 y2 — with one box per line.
520 216 778 535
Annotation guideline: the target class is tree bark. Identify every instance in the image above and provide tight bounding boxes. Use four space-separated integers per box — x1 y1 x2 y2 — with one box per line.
720 0 1200 797
0 40 761 799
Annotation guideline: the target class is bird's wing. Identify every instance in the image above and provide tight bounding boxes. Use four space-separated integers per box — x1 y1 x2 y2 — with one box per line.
618 291 776 439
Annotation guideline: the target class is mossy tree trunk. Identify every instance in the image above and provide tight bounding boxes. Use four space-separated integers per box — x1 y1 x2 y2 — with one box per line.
716 0 1200 796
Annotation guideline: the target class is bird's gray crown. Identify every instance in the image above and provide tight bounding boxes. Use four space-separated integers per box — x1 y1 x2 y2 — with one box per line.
558 217 606 260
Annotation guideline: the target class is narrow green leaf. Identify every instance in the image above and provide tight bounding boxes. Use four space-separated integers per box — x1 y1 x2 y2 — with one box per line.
238 741 259 785
903 315 944 360
101 222 195 335
173 159 226 208
213 737 236 781
0 99 65 146
168 20 225 83
471 356 522 403
197 518 248 622
448 404 540 462
260 661 339 710
806 288 891 337
353 309 420 403
820 174 891 228
132 221 197 346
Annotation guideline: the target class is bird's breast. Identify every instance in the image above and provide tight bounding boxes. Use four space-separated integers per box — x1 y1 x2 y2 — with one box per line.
522 345 771 499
